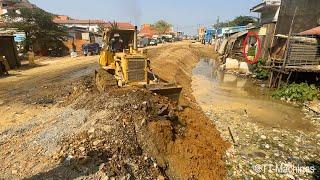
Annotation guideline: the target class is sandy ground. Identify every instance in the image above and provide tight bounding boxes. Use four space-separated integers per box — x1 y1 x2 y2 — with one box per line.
0 42 228 179
0 56 98 130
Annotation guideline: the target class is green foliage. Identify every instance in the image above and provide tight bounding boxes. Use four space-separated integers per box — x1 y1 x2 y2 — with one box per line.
232 16 257 26
108 21 119 31
247 46 256 56
153 20 172 34
2 8 68 55
215 16 258 28
255 69 269 80
272 83 319 102
253 59 269 80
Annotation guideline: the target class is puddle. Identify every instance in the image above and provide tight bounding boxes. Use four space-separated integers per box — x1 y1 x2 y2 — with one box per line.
192 59 314 132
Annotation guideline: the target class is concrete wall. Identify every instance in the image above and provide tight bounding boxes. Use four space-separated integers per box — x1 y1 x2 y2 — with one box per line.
276 0 320 34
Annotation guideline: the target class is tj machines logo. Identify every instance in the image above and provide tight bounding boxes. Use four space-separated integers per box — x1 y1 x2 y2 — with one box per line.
252 162 316 175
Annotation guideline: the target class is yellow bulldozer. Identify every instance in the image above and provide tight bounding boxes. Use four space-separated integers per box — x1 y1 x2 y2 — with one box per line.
95 26 182 100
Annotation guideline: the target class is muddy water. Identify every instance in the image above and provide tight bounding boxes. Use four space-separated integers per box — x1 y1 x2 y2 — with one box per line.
192 59 314 132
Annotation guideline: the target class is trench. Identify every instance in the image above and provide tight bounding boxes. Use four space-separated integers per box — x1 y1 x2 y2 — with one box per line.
191 59 314 132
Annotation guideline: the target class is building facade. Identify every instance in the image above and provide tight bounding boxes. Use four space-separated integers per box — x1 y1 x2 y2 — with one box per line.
0 0 34 15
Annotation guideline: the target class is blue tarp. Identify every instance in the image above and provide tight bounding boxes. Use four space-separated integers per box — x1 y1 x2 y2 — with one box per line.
13 33 26 42
216 26 247 38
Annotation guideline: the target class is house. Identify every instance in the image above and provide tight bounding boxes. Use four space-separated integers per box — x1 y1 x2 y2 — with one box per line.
0 0 35 24
54 18 135 33
198 27 206 43
216 26 247 38
0 0 35 15
250 0 281 59
253 0 320 88
251 0 320 60
250 0 281 24
139 24 156 38
276 0 320 35
53 19 106 33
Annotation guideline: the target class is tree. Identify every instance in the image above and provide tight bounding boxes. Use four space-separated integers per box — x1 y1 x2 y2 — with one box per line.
2 8 68 56
153 20 172 34
216 16 258 28
232 16 257 26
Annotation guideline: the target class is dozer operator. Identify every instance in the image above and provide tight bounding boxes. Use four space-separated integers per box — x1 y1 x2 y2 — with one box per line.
95 25 182 100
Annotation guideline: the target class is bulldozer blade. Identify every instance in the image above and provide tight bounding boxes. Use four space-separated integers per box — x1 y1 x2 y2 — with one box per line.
145 83 182 101
95 69 118 92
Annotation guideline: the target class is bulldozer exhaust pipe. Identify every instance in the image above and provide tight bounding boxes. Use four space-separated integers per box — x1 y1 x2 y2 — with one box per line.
134 26 138 50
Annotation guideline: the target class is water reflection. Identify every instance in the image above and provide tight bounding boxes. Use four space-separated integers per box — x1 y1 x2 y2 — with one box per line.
192 59 314 132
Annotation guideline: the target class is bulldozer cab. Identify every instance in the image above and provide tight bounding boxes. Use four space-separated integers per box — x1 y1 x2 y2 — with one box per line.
99 29 136 67
106 30 135 52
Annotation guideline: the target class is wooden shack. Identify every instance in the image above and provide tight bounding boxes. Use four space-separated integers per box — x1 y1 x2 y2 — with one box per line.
267 33 319 88
0 35 20 69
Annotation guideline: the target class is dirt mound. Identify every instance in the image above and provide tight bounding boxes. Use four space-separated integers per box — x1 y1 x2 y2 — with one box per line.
34 72 228 179
0 42 228 179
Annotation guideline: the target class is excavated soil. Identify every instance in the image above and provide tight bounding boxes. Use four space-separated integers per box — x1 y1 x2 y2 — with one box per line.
146 42 229 179
0 42 228 179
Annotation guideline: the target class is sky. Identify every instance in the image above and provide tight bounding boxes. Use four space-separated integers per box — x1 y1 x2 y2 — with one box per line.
29 0 261 34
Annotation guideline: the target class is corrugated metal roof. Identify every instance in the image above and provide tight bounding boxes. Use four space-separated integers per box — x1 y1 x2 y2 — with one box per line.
299 26 320 35
53 19 135 30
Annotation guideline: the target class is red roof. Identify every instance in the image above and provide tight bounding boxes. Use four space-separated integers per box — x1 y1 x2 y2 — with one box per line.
53 19 135 30
53 19 105 25
300 26 320 35
104 22 135 30
139 24 156 38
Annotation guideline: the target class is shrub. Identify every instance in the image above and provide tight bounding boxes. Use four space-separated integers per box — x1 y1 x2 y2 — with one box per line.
272 83 319 102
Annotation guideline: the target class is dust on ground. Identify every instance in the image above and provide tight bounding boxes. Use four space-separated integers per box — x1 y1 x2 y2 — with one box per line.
0 42 228 179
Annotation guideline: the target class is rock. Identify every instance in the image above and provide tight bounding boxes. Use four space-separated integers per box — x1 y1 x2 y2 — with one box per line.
141 101 151 113
79 147 85 152
0 100 4 105
141 118 147 126
88 127 95 134
260 135 267 140
176 105 184 111
265 144 270 149
239 62 250 73
285 174 295 180
278 143 284 148
11 170 17 175
252 151 266 158
157 104 169 116
157 175 165 180
102 176 109 180
273 136 280 141
225 58 239 70
99 163 106 171
93 140 101 146
133 105 139 110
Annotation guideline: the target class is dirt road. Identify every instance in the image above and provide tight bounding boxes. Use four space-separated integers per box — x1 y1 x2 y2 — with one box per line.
0 56 98 130
0 42 228 179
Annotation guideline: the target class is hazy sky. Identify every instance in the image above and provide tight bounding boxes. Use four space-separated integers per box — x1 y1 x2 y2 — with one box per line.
29 0 261 34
